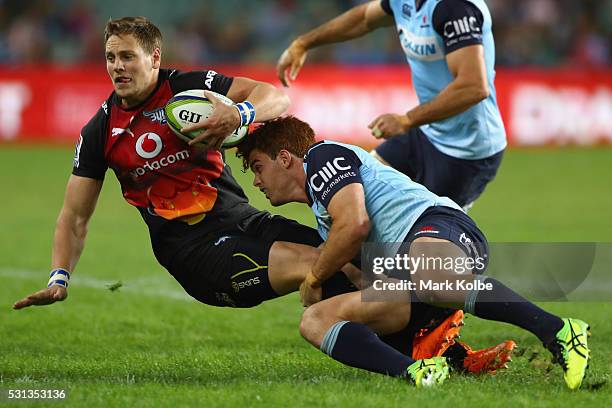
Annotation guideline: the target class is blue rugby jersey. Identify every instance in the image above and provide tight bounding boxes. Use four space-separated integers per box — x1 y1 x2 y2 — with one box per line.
381 0 506 159
303 141 461 243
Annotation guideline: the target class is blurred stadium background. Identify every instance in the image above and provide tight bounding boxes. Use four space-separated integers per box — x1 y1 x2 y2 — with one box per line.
0 0 610 146
1 0 610 65
1 1 611 406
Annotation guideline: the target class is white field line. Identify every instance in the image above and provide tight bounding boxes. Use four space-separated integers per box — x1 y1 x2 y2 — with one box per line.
5 268 611 303
1 267 193 302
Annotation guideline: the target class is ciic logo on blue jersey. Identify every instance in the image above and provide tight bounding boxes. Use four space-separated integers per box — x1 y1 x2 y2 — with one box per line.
443 16 481 39
308 157 353 192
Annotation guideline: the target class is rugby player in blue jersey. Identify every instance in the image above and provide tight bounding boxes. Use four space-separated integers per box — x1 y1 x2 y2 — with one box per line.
237 116 590 390
277 0 505 210
11 18 495 387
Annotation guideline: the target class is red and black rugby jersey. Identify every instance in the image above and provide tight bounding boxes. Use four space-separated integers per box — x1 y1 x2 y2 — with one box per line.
72 68 259 265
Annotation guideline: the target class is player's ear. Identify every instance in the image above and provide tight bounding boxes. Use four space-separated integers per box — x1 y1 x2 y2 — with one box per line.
152 48 161 69
278 149 292 169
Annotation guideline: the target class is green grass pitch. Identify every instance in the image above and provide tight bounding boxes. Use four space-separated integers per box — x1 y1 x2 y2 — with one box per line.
1 146 611 407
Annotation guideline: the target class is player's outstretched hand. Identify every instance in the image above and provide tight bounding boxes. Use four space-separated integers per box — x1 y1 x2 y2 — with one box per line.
181 91 241 150
13 285 67 310
368 113 412 139
276 40 308 87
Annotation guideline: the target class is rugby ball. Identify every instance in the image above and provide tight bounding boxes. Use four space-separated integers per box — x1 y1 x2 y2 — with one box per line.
164 90 248 148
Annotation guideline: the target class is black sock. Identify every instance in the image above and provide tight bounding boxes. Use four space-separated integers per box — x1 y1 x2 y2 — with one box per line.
466 277 564 345
320 321 415 377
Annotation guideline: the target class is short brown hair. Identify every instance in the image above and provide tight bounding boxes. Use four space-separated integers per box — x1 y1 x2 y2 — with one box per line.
236 116 316 171
104 17 162 54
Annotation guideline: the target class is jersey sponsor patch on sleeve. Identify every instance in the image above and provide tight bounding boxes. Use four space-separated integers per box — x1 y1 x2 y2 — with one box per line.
204 70 217 89
305 143 362 208
433 0 484 54
169 69 234 96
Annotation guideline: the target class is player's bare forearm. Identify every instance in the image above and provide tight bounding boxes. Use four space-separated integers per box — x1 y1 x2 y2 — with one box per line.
51 176 103 273
310 184 369 285
311 219 369 286
405 80 488 128
406 45 489 128
51 209 88 271
227 78 290 122
243 82 290 122
297 1 392 50
277 2 391 87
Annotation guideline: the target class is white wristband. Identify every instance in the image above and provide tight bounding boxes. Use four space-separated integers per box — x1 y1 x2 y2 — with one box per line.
234 101 256 127
48 268 70 288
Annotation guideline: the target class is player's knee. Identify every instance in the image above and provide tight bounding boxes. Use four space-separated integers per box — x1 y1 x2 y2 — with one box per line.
299 304 324 343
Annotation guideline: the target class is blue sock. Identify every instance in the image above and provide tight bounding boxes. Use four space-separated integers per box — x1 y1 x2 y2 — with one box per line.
320 321 415 377
465 277 564 345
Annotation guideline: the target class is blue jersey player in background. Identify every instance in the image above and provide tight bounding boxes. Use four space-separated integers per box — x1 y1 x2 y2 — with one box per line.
277 0 506 210
237 116 590 390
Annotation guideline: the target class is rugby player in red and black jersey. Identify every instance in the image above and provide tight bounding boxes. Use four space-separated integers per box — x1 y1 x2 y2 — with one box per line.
13 17 523 382
12 16 356 310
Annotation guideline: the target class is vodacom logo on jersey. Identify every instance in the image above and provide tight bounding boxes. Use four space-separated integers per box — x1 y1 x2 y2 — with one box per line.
135 132 163 159
131 132 190 177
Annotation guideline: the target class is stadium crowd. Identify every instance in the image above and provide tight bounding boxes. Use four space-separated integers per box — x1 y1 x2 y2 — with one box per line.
0 0 609 67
